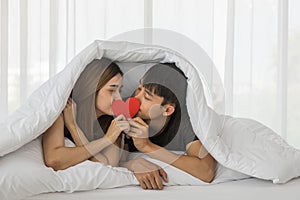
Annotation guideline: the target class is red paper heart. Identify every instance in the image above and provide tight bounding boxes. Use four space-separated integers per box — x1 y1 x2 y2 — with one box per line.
112 97 140 118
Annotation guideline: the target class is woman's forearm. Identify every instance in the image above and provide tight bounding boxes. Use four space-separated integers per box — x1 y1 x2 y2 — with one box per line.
67 124 89 146
45 136 113 171
68 124 122 166
68 124 111 163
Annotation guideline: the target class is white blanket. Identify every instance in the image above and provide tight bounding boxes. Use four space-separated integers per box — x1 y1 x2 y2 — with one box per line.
1 40 300 199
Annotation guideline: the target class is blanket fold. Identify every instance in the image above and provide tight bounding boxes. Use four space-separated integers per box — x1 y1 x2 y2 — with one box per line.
1 40 300 185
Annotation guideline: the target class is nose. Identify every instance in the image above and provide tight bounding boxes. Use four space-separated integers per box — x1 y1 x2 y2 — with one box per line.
113 90 122 100
134 89 142 101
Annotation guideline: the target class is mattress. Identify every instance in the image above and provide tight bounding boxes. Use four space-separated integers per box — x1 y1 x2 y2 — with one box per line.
23 177 300 200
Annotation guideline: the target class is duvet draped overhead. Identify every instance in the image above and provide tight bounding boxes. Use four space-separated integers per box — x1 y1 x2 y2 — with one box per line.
1 40 300 184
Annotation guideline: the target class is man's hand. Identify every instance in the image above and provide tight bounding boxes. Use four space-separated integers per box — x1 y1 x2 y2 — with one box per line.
124 158 168 190
127 117 152 152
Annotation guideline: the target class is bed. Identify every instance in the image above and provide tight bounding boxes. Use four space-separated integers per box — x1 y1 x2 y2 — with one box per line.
23 177 300 200
1 40 300 200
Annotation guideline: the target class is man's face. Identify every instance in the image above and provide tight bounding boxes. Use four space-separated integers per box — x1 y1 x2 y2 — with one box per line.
134 85 165 120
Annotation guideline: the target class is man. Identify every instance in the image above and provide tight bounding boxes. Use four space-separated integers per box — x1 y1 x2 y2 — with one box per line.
120 63 216 190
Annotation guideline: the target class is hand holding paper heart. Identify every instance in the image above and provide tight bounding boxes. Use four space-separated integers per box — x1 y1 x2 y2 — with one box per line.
112 97 140 118
126 117 152 153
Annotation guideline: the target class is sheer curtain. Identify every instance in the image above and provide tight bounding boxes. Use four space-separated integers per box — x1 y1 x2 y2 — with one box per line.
1 0 299 148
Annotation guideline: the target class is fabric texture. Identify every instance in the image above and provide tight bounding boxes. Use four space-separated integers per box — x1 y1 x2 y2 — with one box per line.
0 40 300 199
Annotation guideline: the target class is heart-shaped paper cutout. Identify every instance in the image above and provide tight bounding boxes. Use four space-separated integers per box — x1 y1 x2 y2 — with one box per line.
112 97 140 118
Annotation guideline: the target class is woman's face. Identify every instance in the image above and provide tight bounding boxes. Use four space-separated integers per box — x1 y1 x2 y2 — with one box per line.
95 73 123 116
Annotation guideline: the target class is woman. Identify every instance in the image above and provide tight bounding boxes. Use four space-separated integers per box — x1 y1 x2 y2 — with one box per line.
42 58 130 171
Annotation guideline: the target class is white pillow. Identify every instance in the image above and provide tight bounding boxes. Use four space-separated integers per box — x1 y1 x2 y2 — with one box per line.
0 137 139 200
0 135 250 200
0 137 62 200
0 137 200 199
214 116 300 184
57 138 138 192
1 40 298 197
128 152 207 186
213 163 251 184
128 152 251 185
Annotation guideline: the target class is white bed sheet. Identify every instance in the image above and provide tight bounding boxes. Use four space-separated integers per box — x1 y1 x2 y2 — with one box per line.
23 177 300 200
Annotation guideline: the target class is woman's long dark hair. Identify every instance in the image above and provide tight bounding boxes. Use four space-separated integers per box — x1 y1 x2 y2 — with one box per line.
70 58 123 141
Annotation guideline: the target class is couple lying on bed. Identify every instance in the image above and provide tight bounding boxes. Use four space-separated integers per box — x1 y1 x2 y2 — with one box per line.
42 58 216 190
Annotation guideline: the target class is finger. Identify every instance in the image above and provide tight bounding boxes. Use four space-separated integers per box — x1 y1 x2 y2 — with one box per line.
119 124 130 133
115 121 129 127
125 131 134 138
143 178 152 189
159 168 168 183
129 118 145 126
127 128 144 138
116 119 129 124
148 174 158 190
66 103 73 111
119 126 130 133
116 119 130 124
71 99 76 107
128 127 140 133
116 121 130 127
115 114 126 121
133 117 148 127
154 172 164 190
123 128 130 134
123 125 131 133
128 120 143 129
67 101 73 108
63 107 69 112
125 134 131 139
138 179 147 190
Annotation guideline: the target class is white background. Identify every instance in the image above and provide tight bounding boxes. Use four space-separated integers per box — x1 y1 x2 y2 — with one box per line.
1 0 299 148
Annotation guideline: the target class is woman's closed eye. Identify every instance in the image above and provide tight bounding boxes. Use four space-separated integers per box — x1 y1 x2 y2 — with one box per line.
110 88 122 93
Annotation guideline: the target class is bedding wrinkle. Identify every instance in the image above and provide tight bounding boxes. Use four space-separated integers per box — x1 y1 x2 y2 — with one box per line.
1 40 300 199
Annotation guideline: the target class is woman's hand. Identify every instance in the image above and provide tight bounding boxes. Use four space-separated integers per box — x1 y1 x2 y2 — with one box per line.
126 158 168 190
105 114 130 144
63 98 77 130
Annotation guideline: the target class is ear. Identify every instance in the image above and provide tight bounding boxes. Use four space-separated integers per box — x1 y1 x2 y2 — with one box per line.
163 104 175 117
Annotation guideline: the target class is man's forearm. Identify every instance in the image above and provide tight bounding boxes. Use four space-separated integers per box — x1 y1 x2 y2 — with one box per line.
142 143 214 183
